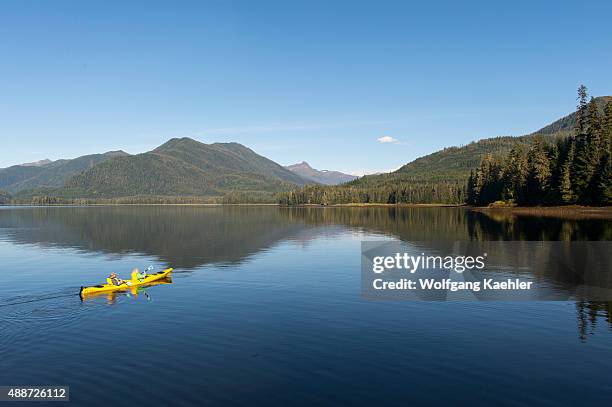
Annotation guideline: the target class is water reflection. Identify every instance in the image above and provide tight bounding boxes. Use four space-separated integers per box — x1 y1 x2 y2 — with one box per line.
466 210 611 241
0 206 609 269
0 206 306 268
576 301 612 342
1 206 610 334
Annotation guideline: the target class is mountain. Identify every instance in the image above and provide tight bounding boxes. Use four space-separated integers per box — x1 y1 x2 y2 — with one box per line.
285 161 358 185
54 138 310 198
0 151 129 194
20 159 53 167
9 95 610 204
351 96 612 186
534 96 611 135
279 95 612 205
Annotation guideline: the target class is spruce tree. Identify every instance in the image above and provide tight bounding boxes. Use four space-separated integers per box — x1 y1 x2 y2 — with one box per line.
467 170 476 205
583 98 604 202
547 142 560 202
559 139 576 204
473 162 485 205
592 102 612 205
603 101 612 153
593 151 612 205
526 136 552 204
501 144 527 203
572 89 597 202
575 85 589 136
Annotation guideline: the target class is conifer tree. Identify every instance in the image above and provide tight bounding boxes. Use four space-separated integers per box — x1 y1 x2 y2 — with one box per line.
547 142 561 202
575 85 589 136
473 162 485 205
559 139 576 204
526 136 552 204
588 102 612 205
602 101 612 153
466 170 476 205
501 144 527 203
582 98 604 202
593 151 611 205
572 89 598 201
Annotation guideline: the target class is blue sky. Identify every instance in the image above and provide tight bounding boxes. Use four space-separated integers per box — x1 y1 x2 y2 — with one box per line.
1 1 611 173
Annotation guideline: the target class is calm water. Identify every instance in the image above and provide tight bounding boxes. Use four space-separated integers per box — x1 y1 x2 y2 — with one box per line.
1 206 611 406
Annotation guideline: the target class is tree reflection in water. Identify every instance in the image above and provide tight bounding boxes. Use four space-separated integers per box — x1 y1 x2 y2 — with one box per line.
0 205 610 339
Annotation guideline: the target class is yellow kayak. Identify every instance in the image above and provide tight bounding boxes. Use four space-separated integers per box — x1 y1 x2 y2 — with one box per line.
79 268 173 298
80 279 173 302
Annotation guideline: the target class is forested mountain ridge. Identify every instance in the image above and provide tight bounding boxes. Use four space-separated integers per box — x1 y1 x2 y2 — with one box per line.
48 137 311 199
279 94 612 205
353 96 611 185
154 138 308 185
533 96 611 136
0 150 129 194
19 159 53 167
468 88 611 206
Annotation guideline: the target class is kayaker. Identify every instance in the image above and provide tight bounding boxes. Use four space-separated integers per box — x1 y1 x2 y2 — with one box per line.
109 272 125 286
132 268 147 282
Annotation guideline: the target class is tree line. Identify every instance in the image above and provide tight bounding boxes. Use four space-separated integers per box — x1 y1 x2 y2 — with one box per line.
3 192 280 206
277 180 466 206
467 86 611 206
0 190 10 204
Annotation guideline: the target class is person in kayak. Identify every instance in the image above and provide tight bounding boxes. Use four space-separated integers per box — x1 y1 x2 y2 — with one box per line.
132 268 147 282
109 272 125 286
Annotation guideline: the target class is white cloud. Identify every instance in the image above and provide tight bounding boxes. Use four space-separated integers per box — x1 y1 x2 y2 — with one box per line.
377 136 398 144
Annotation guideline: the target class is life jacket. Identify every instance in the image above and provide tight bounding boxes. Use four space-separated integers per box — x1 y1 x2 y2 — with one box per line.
131 270 146 282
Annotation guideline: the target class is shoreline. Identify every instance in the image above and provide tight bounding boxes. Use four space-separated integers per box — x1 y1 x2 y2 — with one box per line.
281 203 464 208
2 202 610 211
472 205 612 220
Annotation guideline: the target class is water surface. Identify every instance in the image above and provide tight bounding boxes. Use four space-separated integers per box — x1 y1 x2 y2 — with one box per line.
1 206 611 406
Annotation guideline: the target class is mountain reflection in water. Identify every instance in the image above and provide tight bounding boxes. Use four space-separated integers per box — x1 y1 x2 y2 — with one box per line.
1 205 610 339
2 205 612 406
1 206 609 270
